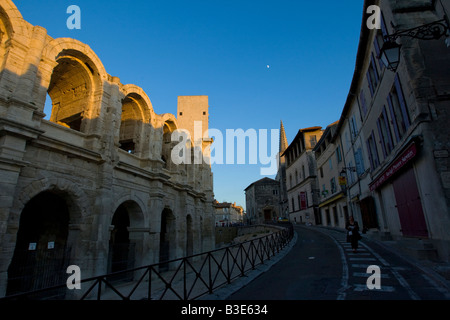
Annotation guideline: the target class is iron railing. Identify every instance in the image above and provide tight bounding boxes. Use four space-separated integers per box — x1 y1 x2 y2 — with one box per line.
1 223 293 301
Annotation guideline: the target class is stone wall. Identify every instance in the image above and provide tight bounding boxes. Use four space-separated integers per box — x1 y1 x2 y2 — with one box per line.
0 0 215 296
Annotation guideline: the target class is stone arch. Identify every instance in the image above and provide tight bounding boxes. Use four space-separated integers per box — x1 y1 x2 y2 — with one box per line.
160 115 179 170
118 85 155 155
0 1 31 86
6 179 88 296
14 177 88 224
40 38 107 133
111 195 146 227
121 84 155 121
159 207 176 271
42 38 108 82
0 0 30 39
108 200 145 277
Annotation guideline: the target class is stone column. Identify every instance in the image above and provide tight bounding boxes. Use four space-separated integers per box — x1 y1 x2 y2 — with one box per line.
147 191 165 266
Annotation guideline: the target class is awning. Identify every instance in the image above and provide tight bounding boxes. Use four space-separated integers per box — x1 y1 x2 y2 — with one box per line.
319 193 345 208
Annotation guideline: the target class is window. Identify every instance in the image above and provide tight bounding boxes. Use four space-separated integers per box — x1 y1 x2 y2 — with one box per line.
387 75 410 143
320 167 324 178
366 131 380 170
302 165 306 179
360 90 368 117
350 115 358 140
345 132 350 152
336 146 342 163
329 158 333 170
289 174 293 188
367 53 380 97
330 177 337 194
347 161 355 185
354 147 365 176
179 112 183 116
322 184 328 198
295 170 299 185
377 106 394 158
310 135 317 148
291 198 295 212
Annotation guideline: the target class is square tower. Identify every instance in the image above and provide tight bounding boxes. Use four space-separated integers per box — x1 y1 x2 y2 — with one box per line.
177 95 209 141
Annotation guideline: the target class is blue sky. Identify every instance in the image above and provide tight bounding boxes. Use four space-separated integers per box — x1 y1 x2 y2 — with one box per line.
15 0 365 210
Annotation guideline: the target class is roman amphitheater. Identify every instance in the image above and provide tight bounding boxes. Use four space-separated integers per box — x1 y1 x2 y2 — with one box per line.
0 0 215 296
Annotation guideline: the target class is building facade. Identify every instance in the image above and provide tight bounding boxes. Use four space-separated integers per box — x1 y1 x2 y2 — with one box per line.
314 121 349 229
329 0 450 261
0 0 215 297
282 127 323 225
244 177 280 224
213 201 244 226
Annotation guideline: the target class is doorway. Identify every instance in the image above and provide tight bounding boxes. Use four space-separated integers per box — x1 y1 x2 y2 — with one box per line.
7 192 71 296
392 166 428 238
108 204 135 281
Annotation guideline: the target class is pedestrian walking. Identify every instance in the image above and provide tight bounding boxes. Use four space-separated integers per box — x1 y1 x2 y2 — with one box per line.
346 216 362 252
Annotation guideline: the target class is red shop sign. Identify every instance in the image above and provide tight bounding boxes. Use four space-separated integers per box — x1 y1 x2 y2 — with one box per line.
369 142 417 191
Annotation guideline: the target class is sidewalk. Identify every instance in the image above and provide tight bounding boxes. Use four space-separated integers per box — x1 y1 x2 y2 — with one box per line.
315 225 450 293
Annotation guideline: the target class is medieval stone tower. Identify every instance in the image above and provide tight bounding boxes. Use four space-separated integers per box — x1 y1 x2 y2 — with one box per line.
177 96 209 142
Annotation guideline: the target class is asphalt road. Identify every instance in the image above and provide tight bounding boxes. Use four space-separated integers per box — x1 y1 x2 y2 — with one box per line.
227 225 450 300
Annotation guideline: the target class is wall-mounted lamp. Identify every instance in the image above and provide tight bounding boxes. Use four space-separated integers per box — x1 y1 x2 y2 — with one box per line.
379 17 449 72
339 167 356 176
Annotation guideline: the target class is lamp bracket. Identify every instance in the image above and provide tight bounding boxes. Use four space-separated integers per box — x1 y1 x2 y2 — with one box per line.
384 19 448 42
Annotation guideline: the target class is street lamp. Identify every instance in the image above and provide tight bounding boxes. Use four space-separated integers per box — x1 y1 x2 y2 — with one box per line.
340 167 356 176
379 40 402 72
339 167 356 195
379 18 449 72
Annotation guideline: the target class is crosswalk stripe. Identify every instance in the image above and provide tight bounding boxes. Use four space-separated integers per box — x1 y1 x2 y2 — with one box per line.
347 252 370 255
353 272 390 278
349 257 377 261
351 264 372 268
353 284 395 292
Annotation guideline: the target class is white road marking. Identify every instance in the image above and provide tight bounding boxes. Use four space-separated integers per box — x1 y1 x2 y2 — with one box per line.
359 242 420 300
349 257 377 261
353 272 390 278
353 284 395 292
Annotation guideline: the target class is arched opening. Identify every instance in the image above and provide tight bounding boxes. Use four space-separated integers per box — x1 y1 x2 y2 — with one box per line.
186 215 194 258
119 94 144 154
159 208 175 271
7 192 71 296
0 11 12 73
161 121 177 170
108 204 134 280
46 52 95 132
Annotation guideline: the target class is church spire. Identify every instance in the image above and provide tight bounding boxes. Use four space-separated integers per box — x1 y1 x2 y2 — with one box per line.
279 120 288 154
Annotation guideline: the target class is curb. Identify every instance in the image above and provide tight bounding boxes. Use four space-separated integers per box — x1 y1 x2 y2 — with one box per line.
200 231 298 300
